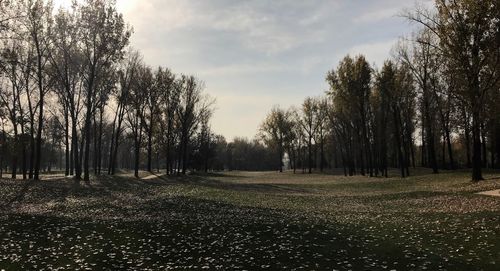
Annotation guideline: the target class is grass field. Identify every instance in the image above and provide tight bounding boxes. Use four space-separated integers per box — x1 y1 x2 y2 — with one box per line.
0 169 500 270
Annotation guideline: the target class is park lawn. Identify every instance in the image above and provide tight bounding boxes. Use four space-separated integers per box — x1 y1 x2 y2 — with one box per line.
0 169 499 270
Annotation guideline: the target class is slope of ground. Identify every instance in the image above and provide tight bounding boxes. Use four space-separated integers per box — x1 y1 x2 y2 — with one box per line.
0 169 499 270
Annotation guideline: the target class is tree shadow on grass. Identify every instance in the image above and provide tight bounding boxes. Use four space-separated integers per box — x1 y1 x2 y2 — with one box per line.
0 196 488 271
0 179 35 210
151 173 311 194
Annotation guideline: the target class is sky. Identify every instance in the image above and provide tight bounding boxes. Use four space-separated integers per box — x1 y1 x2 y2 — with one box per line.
57 0 431 141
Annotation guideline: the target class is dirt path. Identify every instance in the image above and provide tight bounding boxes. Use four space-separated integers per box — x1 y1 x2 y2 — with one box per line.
476 189 500 197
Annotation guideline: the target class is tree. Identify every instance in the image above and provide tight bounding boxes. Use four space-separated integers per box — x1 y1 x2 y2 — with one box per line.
127 64 151 178
326 55 373 176
18 0 54 181
396 30 439 174
78 0 130 183
143 66 164 173
259 107 293 172
299 97 319 174
175 75 214 175
157 68 178 175
408 0 500 181
108 50 140 175
49 5 84 180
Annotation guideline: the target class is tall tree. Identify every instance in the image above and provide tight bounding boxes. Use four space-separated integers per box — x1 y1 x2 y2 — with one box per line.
408 0 500 181
260 107 293 172
176 76 214 175
49 5 84 180
108 50 140 175
20 0 53 180
299 97 319 174
79 0 130 183
397 30 439 174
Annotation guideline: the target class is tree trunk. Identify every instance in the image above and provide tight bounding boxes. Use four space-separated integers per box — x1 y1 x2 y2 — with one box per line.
481 123 487 168
463 108 472 168
444 123 454 169
166 118 172 175
64 107 70 176
320 136 324 172
72 114 81 181
182 134 189 175
134 108 142 178
108 104 118 175
97 108 103 175
308 135 312 174
147 120 153 172
83 63 97 184
471 109 483 181
495 122 500 168
93 113 98 175
392 107 405 178
33 35 44 181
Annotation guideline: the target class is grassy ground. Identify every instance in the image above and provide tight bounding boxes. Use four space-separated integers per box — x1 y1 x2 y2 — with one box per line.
0 169 499 270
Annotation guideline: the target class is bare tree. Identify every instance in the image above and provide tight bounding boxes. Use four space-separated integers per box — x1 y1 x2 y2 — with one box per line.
259 106 293 172
407 0 500 180
78 0 130 183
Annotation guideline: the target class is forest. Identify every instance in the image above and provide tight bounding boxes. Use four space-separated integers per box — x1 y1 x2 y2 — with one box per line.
0 0 221 182
258 3 500 181
1 0 499 183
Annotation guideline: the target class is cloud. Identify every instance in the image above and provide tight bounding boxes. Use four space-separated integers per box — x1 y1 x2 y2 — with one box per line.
343 39 399 69
115 0 421 139
122 0 338 55
353 7 401 24
198 63 289 77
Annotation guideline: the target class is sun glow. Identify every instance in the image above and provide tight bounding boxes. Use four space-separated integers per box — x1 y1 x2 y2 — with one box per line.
52 0 137 14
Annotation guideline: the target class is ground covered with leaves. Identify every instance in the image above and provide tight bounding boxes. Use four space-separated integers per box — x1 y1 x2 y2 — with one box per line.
0 169 499 270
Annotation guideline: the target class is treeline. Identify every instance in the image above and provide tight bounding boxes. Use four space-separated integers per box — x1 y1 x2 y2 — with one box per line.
0 0 225 182
259 0 499 181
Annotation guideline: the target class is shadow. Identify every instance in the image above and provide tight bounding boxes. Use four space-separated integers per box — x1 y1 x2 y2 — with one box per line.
147 173 310 194
0 195 484 271
0 179 35 209
189 171 249 178
350 190 451 201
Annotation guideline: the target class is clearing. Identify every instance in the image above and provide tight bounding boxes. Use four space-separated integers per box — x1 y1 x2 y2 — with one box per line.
0 169 499 270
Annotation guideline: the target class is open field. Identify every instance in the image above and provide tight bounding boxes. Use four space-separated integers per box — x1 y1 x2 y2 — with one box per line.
1 170 500 270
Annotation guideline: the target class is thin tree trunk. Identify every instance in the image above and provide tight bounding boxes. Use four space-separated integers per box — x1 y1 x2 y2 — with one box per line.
97 108 103 175
64 107 70 176
481 123 487 168
463 109 472 168
471 109 483 181
308 135 312 174
393 107 405 178
72 114 81 181
147 122 153 172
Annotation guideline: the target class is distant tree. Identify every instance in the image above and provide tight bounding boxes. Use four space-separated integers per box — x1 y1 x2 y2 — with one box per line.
315 98 329 172
176 75 214 175
299 97 319 174
259 107 294 172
